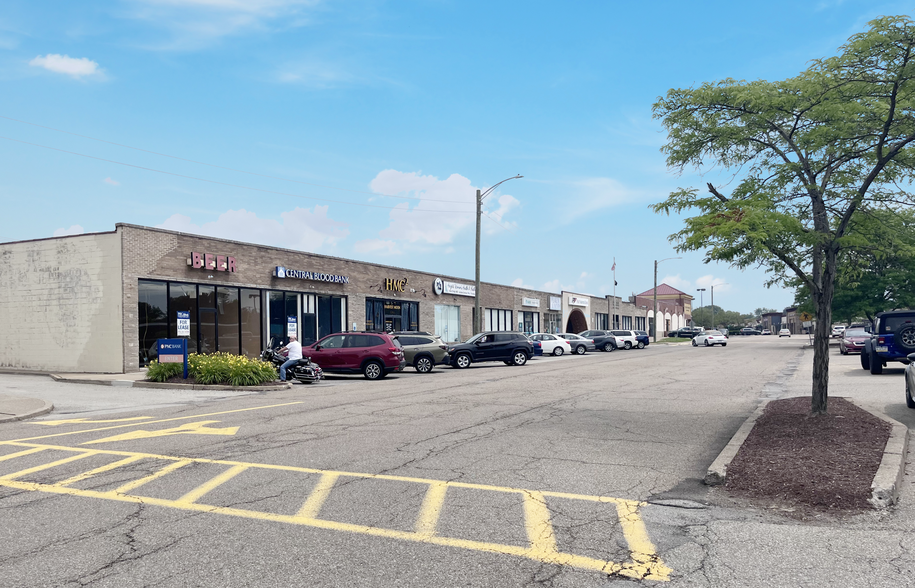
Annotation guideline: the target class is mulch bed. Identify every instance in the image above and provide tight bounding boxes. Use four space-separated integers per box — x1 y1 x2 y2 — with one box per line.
154 375 283 387
725 397 891 513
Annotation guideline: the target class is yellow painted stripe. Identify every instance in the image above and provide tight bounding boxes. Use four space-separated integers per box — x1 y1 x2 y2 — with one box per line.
54 455 145 487
113 459 191 494
0 446 48 462
415 481 448 536
0 451 97 480
614 500 673 581
177 464 248 504
0 477 663 580
296 472 339 519
8 402 304 443
523 491 558 558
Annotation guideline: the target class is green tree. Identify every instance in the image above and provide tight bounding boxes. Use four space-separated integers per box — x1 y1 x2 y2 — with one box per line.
652 16 915 414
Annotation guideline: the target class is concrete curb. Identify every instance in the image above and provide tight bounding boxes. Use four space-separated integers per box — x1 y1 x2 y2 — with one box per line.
704 400 771 486
49 374 292 392
704 398 909 509
0 400 54 423
856 405 909 509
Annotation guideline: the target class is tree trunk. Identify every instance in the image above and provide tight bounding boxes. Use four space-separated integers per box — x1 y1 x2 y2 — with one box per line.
811 250 837 415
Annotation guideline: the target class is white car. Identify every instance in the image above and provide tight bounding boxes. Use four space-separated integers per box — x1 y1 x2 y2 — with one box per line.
693 330 728 347
529 333 573 356
610 329 640 350
779 328 791 337
832 325 846 338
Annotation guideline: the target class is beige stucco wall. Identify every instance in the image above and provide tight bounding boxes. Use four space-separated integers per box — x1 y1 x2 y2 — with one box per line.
0 232 123 372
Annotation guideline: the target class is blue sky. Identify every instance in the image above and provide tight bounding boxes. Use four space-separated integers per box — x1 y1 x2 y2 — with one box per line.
2 1 909 314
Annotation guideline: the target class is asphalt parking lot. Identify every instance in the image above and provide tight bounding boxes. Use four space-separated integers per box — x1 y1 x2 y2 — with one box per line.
2 336 914 587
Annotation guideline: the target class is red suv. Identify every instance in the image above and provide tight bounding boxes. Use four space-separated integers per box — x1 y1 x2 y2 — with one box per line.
303 332 405 380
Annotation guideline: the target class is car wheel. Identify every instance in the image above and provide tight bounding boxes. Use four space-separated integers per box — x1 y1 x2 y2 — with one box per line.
575 345 586 355
870 349 883 375
624 342 632 350
704 339 710 347
503 360 513 365
415 356 433 373
552 346 564 356
363 360 384 380
512 351 529 366
603 342 614 352
722 343 727 346
861 349 871 370
637 341 645 349
840 346 847 355
454 353 471 369
692 339 698 347
907 383 915 409
895 324 915 352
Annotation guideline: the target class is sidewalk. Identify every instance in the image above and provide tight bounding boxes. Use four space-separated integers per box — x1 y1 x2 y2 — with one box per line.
0 393 53 423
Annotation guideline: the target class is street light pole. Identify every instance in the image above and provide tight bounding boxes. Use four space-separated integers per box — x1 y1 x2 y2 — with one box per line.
474 175 523 335
696 288 706 327
710 282 729 329
652 256 682 342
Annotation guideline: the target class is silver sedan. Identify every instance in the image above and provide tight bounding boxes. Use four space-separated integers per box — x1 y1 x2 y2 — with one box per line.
557 333 597 355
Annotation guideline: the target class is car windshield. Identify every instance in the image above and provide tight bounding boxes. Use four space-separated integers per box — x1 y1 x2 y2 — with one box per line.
844 329 868 337
465 333 486 344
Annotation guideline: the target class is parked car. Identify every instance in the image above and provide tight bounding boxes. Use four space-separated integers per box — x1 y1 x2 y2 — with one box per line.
303 332 405 380
778 328 792 337
832 325 846 338
447 332 533 369
906 353 915 408
610 330 639 349
668 327 703 339
693 330 728 347
529 333 573 356
579 330 619 352
529 338 543 356
761 329 772 335
739 327 761 335
395 333 450 373
719 328 729 338
861 310 915 374
557 333 596 355
634 330 650 348
839 328 869 355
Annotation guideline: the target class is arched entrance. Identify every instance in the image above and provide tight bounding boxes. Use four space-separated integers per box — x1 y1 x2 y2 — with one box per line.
566 309 588 333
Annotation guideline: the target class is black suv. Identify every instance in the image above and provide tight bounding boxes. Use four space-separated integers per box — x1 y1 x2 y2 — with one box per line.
448 332 533 368
861 310 915 374
579 330 619 352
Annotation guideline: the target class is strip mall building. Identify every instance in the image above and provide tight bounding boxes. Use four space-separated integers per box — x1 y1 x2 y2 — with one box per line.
0 224 690 373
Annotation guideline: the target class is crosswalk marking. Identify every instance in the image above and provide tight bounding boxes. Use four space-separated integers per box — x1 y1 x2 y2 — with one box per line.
0 441 671 581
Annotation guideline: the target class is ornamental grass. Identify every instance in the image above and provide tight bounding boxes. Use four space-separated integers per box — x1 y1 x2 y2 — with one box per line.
147 352 277 386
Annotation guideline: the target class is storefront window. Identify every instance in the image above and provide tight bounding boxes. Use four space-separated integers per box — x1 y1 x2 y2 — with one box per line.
318 295 345 339
519 311 539 334
138 280 168 366
594 313 608 330
435 304 460 342
544 312 562 334
168 283 198 354
621 316 632 329
217 287 240 355
199 285 217 354
269 291 286 345
485 309 512 331
365 298 417 332
241 289 262 357
301 294 317 345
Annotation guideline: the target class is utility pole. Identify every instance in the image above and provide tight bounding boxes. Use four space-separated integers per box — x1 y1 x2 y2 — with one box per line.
474 175 522 335
696 288 706 327
652 257 682 342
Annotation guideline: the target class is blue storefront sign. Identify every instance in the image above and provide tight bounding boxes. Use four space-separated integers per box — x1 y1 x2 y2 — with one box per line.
157 338 188 379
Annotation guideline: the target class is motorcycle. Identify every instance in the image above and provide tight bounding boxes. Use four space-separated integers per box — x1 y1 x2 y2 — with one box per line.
261 338 323 384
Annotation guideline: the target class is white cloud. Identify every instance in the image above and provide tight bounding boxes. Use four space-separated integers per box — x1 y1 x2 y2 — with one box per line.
129 0 317 49
276 58 357 89
694 274 733 293
53 225 85 237
157 206 348 252
29 54 102 79
103 177 120 186
511 277 533 289
661 274 691 291
353 239 401 255
541 279 575 293
365 170 519 253
579 271 592 280
558 177 642 223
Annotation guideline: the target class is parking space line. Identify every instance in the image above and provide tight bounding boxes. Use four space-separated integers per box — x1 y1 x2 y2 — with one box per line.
296 472 339 519
54 455 145 487
0 451 97 480
113 459 192 494
178 464 249 504
0 440 672 581
0 446 48 462
415 481 448 537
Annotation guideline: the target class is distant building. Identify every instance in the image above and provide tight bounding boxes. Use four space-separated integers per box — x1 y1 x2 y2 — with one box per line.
633 284 692 336
761 312 784 333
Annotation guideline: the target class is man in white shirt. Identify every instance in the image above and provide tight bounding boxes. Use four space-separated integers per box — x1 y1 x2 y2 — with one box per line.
278 335 302 382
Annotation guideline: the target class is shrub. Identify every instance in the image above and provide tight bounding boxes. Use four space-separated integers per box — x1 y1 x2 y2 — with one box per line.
188 352 277 386
146 360 183 382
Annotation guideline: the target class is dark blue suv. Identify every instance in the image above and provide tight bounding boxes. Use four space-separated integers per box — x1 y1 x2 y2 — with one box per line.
861 310 915 374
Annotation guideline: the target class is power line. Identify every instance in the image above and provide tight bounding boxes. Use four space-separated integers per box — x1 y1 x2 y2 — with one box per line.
0 135 479 214
0 115 480 204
